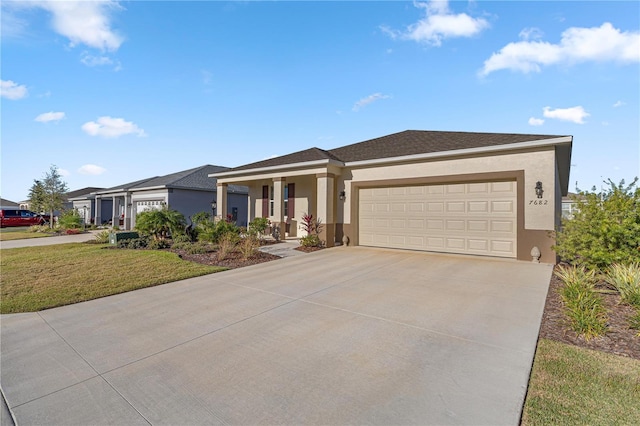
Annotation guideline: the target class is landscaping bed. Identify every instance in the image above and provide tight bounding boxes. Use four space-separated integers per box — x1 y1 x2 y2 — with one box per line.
539 269 639 360
174 248 281 269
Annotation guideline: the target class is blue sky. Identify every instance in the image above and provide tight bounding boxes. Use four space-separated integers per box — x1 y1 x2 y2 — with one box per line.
1 0 639 202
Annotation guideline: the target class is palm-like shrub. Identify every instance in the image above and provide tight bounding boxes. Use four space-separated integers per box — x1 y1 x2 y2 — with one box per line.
135 207 185 240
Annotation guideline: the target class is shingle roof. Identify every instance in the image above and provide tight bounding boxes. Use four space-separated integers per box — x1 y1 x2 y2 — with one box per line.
226 130 569 172
230 148 342 172
96 165 247 195
66 187 104 199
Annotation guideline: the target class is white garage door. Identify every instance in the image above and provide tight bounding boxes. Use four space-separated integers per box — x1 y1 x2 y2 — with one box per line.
359 181 517 258
136 200 164 215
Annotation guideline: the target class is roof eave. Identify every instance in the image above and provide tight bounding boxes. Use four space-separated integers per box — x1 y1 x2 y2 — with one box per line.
210 159 344 178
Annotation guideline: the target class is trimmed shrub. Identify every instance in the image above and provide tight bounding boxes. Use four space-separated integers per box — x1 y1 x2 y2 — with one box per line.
135 207 186 240
300 234 322 248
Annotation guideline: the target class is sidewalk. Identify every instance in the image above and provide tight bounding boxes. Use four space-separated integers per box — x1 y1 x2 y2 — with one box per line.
0 231 100 249
257 238 306 258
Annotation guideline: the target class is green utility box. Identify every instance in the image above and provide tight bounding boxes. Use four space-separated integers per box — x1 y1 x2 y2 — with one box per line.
109 232 139 245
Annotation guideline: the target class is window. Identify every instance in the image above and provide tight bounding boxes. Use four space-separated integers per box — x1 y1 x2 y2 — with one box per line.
283 185 288 217
270 186 274 216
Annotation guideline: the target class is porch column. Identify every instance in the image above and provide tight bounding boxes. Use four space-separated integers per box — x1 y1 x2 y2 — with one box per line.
216 183 228 220
112 196 118 227
316 173 335 247
123 193 130 230
273 178 285 232
94 196 101 225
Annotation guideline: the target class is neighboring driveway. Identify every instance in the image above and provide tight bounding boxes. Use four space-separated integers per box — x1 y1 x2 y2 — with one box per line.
0 231 99 249
1 247 553 425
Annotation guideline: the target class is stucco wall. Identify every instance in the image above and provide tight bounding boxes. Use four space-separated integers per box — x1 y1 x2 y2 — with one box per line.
338 148 558 232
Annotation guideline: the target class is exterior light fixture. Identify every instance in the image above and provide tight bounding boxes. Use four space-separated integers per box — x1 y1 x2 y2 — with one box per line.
211 200 217 217
339 190 346 201
535 181 544 199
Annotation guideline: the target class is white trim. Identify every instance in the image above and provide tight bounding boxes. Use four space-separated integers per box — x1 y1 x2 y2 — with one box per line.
209 159 343 178
345 137 573 167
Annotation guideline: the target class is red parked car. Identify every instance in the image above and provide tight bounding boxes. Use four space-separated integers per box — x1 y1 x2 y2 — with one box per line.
0 209 51 227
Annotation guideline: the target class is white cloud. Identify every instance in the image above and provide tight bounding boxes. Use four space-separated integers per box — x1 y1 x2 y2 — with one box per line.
481 22 640 76
1 79 28 99
58 168 71 177
35 111 65 123
381 0 489 46
81 116 147 138
542 106 590 124
613 100 625 107
32 0 124 51
78 164 106 175
519 27 543 41
80 52 112 67
352 93 391 111
528 117 544 126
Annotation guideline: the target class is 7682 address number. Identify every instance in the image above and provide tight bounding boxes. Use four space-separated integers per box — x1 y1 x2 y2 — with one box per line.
529 199 548 205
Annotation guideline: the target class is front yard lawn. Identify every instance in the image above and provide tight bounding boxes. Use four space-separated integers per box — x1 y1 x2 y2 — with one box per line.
523 338 640 425
0 243 223 313
0 230 53 241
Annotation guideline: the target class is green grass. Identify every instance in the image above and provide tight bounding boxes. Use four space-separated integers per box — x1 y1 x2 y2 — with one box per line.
0 243 223 313
523 338 640 425
0 230 53 241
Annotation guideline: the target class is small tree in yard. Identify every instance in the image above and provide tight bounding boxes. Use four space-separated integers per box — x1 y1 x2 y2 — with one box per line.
553 178 640 270
28 165 68 228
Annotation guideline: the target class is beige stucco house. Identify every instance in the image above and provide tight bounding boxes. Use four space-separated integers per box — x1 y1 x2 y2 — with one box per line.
211 130 572 263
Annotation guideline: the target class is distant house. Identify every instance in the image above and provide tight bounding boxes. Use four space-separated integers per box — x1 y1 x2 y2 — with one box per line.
561 192 584 220
19 187 102 217
0 198 20 208
71 165 248 230
212 130 573 263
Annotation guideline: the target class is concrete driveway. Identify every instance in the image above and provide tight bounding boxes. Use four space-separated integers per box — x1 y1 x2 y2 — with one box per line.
1 247 552 425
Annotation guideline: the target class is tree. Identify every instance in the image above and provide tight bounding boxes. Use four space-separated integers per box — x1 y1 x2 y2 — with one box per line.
553 178 640 269
29 165 69 228
27 180 46 214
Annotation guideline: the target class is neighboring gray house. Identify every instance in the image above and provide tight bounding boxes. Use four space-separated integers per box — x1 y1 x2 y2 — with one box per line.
71 165 248 230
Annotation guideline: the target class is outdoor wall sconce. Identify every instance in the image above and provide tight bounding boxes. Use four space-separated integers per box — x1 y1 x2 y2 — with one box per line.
211 200 217 216
339 190 346 201
535 181 544 199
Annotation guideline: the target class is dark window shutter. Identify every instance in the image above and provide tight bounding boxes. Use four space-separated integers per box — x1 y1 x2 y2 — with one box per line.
287 183 295 218
262 185 269 217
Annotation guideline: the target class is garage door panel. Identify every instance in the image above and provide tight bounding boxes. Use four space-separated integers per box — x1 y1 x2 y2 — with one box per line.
408 219 425 230
491 220 515 233
468 182 489 193
359 181 516 258
467 239 489 251
468 220 488 232
468 201 489 213
492 200 515 214
446 238 465 250
491 181 516 193
446 220 465 231
446 201 465 213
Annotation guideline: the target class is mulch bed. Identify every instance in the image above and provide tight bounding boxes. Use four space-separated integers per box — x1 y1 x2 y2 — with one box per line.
294 246 324 253
173 249 281 269
539 270 640 359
